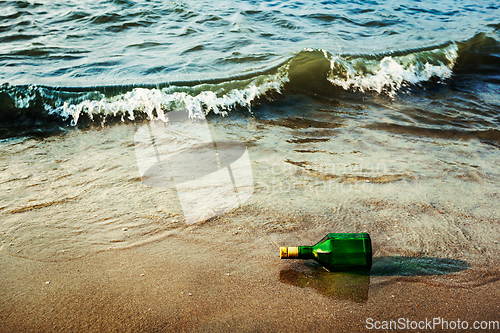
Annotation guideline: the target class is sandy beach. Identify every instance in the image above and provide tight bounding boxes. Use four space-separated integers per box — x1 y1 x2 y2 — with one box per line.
1 214 500 332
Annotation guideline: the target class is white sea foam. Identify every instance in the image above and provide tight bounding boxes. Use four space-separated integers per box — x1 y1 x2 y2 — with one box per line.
326 43 459 97
54 65 290 126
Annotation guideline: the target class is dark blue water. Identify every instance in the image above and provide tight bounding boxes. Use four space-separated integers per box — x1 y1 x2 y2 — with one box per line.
1 0 499 84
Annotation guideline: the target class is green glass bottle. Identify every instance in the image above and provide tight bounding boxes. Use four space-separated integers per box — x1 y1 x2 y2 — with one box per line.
280 233 372 272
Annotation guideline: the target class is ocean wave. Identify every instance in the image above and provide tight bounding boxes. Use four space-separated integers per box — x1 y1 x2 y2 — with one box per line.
1 33 499 132
0 66 291 129
285 42 458 98
327 44 458 97
59 67 289 126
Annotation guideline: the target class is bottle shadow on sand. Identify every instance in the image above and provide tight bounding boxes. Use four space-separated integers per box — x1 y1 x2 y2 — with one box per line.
279 256 470 303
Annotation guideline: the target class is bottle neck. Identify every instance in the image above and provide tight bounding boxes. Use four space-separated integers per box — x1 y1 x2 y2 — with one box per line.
298 246 315 259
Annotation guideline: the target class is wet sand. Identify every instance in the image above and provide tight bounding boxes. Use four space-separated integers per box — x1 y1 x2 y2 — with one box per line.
1 217 500 333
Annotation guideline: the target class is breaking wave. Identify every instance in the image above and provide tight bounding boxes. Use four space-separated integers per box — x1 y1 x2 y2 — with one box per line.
327 43 458 96
1 33 499 135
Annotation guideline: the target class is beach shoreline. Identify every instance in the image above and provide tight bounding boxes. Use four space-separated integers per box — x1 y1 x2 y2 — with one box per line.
1 117 499 331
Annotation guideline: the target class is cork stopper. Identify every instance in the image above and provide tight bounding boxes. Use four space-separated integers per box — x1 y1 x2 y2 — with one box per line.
280 247 299 259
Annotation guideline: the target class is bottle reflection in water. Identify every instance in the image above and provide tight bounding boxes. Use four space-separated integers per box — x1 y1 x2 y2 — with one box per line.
279 268 370 303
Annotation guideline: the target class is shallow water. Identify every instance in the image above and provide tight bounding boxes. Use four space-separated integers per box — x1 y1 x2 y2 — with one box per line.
1 104 500 289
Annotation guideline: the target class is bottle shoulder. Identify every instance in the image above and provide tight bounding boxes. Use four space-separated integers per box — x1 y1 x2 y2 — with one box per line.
320 233 371 241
